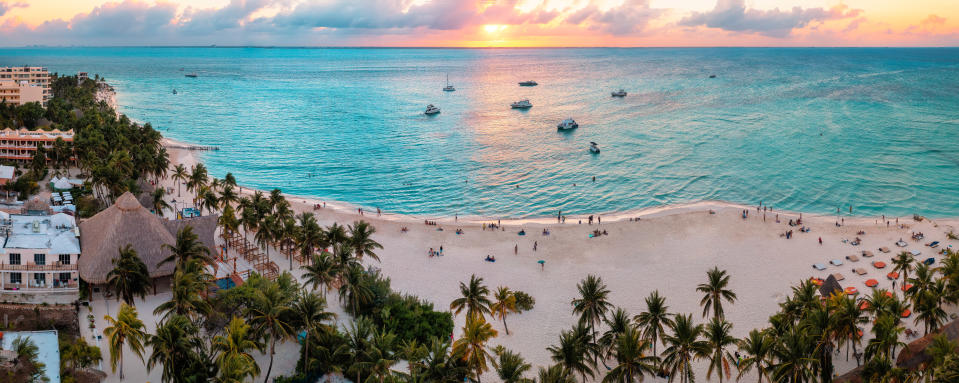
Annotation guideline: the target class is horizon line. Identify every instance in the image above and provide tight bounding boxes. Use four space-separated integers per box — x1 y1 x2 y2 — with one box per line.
2 45 959 49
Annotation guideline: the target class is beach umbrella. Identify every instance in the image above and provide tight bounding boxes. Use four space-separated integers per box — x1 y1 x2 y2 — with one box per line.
537 260 545 265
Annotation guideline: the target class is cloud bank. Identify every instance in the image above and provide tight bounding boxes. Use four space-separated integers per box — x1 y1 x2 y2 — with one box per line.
680 0 861 37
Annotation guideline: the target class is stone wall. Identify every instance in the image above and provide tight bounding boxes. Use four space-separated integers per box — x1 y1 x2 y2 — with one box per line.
0 302 80 337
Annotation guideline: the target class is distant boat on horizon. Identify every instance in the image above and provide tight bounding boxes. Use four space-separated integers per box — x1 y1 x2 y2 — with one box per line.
510 99 532 109
589 141 600 153
424 104 441 115
185 72 198 78
557 118 578 131
519 80 538 86
443 73 455 92
611 89 627 97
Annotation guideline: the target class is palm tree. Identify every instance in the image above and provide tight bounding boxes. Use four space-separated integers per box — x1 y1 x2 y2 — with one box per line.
398 339 428 380
219 184 239 210
187 163 208 198
103 303 147 380
450 274 492 321
866 315 906 363
247 282 295 383
452 316 498 383
830 293 868 365
495 347 532 383
537 364 577 383
893 251 914 291
11 336 45 382
338 317 376 383
291 291 336 369
770 326 817 383
213 316 263 382
571 274 613 345
159 226 213 271
491 286 518 335
737 329 774 383
171 164 187 197
254 214 278 258
599 307 634 364
548 322 595 382
660 313 710 383
338 264 374 315
705 317 736 383
367 330 398 383
696 267 737 320
151 188 171 216
348 220 383 262
106 244 150 306
146 314 201 383
915 280 949 335
153 260 213 320
325 222 349 256
603 327 660 383
301 252 340 296
635 290 673 355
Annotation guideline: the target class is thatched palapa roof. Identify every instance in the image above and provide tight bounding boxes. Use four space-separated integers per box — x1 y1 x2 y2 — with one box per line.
819 274 843 297
896 318 959 370
78 192 218 284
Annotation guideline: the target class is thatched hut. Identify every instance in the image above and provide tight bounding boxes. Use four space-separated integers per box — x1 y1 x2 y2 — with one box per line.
896 318 959 370
78 192 218 286
819 274 844 297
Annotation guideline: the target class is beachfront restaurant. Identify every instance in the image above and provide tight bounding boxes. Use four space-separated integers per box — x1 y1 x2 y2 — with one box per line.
77 192 219 293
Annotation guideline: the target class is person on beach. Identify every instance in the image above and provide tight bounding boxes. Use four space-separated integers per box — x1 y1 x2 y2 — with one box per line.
514 244 518 254
598 216 601 224
819 237 823 245
534 241 538 251
440 246 444 256
377 207 381 216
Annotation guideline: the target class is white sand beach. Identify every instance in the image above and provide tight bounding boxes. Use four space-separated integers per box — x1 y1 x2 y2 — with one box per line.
80 140 959 383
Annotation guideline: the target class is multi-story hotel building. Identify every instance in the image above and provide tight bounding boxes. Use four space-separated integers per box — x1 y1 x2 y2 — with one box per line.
0 80 45 106
0 66 51 106
0 200 81 293
0 128 74 163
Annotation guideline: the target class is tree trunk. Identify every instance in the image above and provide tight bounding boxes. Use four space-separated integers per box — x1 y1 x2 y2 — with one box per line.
502 317 509 335
119 351 124 380
264 337 275 383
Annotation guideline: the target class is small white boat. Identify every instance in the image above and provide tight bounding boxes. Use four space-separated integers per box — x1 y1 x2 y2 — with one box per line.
510 99 532 109
519 80 538 86
443 73 455 92
424 104 441 115
557 118 578 131
611 89 627 97
589 142 600 153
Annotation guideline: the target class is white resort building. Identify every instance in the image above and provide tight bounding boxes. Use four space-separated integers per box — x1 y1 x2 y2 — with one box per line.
0 199 80 293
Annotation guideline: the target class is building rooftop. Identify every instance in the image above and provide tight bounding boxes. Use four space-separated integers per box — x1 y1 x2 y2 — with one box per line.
0 213 79 253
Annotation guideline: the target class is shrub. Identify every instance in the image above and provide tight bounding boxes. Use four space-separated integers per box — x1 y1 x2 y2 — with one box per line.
514 290 536 312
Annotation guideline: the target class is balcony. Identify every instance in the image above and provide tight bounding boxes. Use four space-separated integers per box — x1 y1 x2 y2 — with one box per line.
0 263 77 272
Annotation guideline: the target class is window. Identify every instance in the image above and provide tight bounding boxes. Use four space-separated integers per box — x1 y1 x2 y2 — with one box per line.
10 272 21 284
59 254 70 265
34 254 45 265
33 273 45 284
59 273 70 283
9 253 20 265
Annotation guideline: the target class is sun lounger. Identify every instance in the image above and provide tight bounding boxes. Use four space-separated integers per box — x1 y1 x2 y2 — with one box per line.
861 251 874 258
832 273 845 281
910 249 921 256
879 247 890 253
830 259 843 266
924 257 935 266
896 240 908 247
854 268 867 275
846 255 860 262
813 263 827 271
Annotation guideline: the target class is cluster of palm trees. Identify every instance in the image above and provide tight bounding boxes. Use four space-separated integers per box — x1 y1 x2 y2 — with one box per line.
442 262 959 383
103 232 338 383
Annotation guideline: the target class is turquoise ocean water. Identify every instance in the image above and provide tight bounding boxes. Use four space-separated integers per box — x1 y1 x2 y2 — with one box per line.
2 47 958 218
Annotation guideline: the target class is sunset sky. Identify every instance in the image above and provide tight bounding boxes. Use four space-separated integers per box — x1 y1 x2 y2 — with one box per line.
0 0 956 47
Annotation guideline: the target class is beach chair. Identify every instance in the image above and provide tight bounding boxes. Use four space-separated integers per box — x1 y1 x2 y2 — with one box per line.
854 268 867 275
879 247 890 253
861 250 874 258
830 259 843 266
924 258 935 266
813 263 827 271
832 273 845 281
910 249 921 257
846 255 860 262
